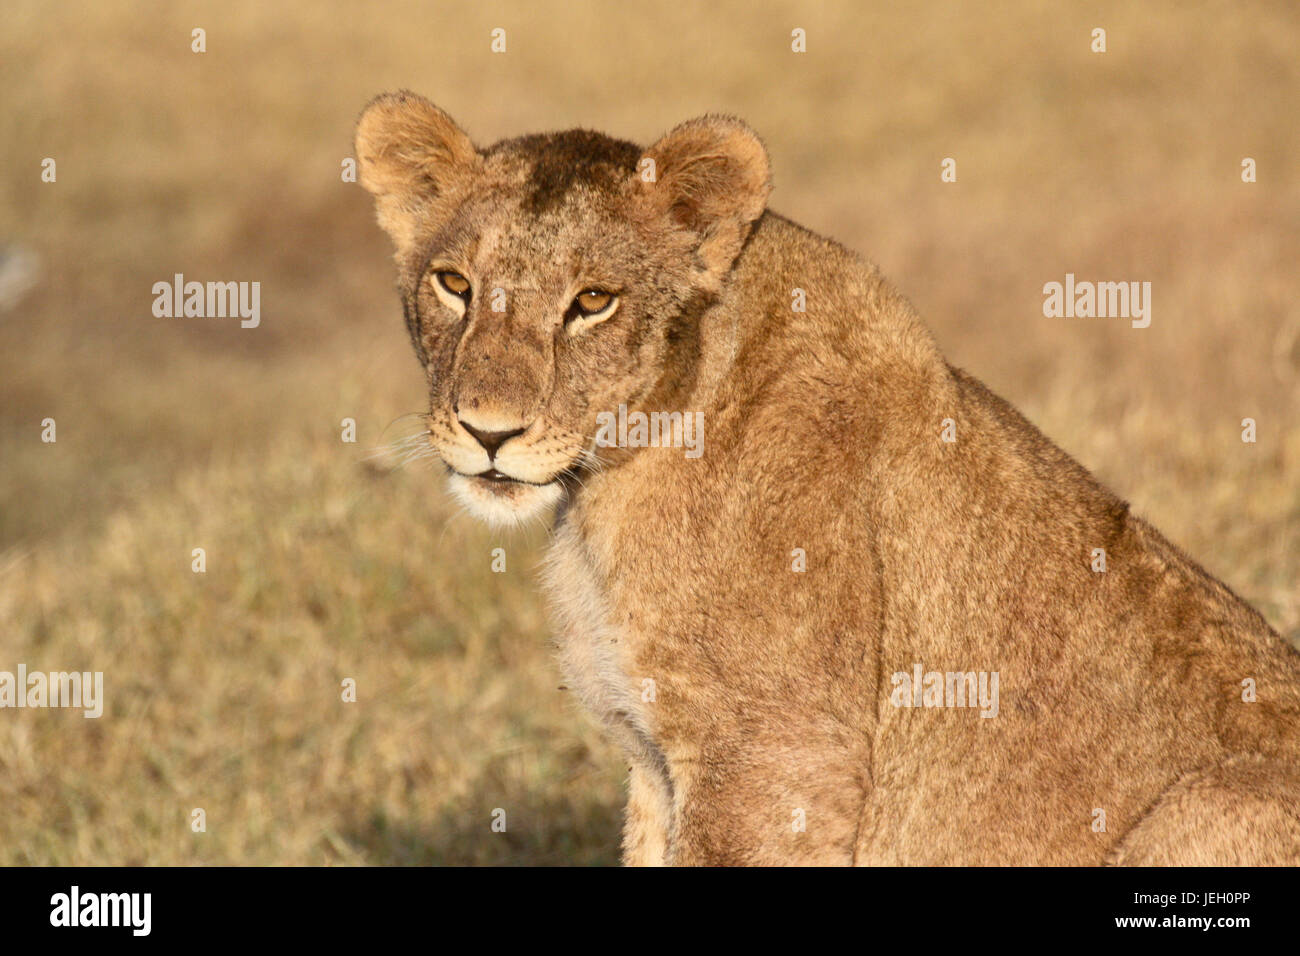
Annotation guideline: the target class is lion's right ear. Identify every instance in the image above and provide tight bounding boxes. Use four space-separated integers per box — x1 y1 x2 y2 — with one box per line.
354 91 479 253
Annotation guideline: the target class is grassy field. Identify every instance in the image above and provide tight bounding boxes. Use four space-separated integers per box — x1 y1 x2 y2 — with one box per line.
0 0 1297 864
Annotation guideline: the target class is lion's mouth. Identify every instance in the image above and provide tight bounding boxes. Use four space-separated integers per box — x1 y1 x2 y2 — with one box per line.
445 463 568 528
442 453 585 505
458 466 560 491
477 468 516 483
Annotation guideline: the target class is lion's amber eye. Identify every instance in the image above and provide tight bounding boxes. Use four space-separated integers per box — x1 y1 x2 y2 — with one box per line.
573 290 614 315
436 271 471 299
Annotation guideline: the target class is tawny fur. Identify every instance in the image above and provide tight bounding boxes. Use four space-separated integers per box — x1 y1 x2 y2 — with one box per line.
355 91 1300 866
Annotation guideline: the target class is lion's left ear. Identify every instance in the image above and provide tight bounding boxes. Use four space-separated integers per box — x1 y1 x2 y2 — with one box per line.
635 115 772 288
355 91 480 255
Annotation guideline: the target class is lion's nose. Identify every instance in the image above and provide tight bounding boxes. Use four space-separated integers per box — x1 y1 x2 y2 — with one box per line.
458 421 525 458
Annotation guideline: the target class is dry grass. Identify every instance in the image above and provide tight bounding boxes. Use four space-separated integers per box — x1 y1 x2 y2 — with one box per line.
0 0 1296 864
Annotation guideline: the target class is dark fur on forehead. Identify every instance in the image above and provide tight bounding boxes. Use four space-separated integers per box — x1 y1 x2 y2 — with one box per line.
488 130 642 216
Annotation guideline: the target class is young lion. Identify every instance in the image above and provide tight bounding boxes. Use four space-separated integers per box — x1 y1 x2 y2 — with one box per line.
355 91 1300 865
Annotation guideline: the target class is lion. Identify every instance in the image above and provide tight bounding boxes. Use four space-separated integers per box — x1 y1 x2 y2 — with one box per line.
355 91 1300 865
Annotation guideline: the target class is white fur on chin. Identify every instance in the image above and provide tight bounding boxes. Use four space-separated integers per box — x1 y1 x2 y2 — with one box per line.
447 472 564 529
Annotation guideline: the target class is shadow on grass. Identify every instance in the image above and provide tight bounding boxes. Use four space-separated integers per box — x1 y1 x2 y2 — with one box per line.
341 787 623 866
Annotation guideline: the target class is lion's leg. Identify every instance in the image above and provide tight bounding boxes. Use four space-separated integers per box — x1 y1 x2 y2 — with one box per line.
1109 756 1300 865
621 763 670 866
664 749 864 865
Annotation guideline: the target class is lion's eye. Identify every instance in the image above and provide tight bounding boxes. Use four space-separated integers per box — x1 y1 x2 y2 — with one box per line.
436 271 471 299
576 290 612 313
568 290 618 325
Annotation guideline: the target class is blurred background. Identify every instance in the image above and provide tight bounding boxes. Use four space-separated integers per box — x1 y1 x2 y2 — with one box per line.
0 0 1296 864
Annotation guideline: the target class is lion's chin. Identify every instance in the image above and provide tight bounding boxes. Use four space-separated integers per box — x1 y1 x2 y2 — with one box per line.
447 471 564 530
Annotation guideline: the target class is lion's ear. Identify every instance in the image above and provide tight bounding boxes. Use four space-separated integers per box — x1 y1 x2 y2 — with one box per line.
355 91 479 253
636 115 772 287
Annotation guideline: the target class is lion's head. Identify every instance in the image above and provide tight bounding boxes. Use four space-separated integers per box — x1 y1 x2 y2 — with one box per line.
355 92 770 526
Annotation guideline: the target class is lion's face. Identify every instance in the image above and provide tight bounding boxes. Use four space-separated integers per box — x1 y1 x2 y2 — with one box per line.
356 93 770 526
411 146 699 527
